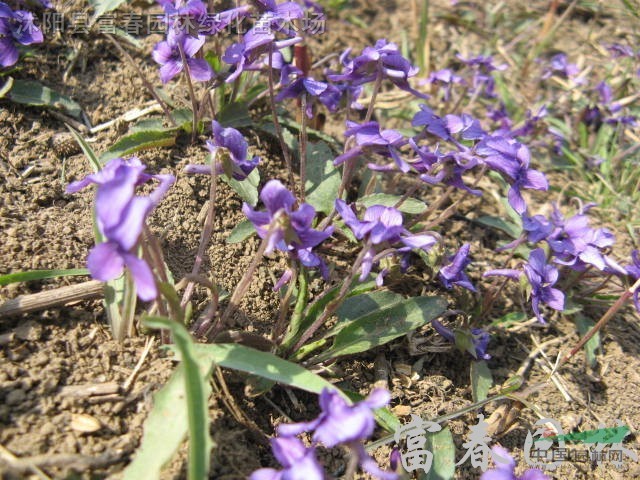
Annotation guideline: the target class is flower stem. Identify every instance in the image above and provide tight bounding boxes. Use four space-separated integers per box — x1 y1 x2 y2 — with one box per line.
181 154 218 309
299 93 309 201
267 46 297 195
290 240 372 353
177 41 200 142
562 276 640 364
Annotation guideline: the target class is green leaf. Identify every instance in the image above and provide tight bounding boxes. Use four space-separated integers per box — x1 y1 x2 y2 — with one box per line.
575 314 600 368
191 343 338 395
104 272 137 342
359 193 428 215
171 108 194 131
293 279 377 347
218 101 253 128
225 168 260 206
130 118 165 133
142 317 214 480
0 268 89 286
7 79 82 119
490 311 526 328
100 129 177 163
122 365 192 480
470 360 493 402
305 141 341 214
422 426 455 480
0 76 14 99
226 220 256 244
476 215 522 239
90 0 126 17
311 296 447 363
331 290 404 337
66 126 101 172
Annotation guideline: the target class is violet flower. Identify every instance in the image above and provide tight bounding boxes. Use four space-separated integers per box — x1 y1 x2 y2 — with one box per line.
412 105 485 144
222 28 301 82
277 388 398 480
335 200 437 283
456 54 507 98
481 446 550 480
328 39 426 98
66 157 174 301
242 180 332 284
427 68 463 101
476 136 548 214
275 75 341 117
249 436 324 480
431 318 490 360
185 121 260 180
152 34 213 83
334 121 409 172
439 243 476 292
546 208 620 272
484 248 564 323
409 141 482 195
0 2 43 67
625 250 640 314
541 53 581 81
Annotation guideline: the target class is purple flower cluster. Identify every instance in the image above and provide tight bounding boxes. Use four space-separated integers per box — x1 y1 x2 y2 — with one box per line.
335 200 437 285
328 39 425 98
251 388 397 480
243 180 333 288
0 2 43 68
185 120 260 180
485 248 565 323
66 157 174 301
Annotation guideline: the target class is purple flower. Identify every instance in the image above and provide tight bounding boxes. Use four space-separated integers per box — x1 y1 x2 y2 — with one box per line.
542 53 580 80
481 446 550 480
412 105 485 144
484 249 564 323
334 121 409 172
626 250 640 314
412 105 451 141
431 319 490 360
605 43 636 58
522 214 553 243
243 180 332 283
328 39 426 98
409 142 482 195
279 388 389 444
439 243 476 292
66 157 174 301
152 34 213 83
222 29 301 82
476 136 548 214
427 68 463 101
335 200 437 283
249 436 324 480
456 54 507 98
546 209 619 272
275 75 341 117
185 121 259 180
0 3 43 67
277 388 398 480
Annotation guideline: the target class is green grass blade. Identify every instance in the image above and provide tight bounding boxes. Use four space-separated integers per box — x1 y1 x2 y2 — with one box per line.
143 316 213 480
0 268 89 286
191 343 338 396
66 126 101 173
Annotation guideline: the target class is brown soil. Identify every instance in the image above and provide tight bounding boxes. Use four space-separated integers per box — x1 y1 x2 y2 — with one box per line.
1 1 639 479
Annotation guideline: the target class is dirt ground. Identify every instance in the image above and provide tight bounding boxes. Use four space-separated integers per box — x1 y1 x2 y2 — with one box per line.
1 0 639 479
